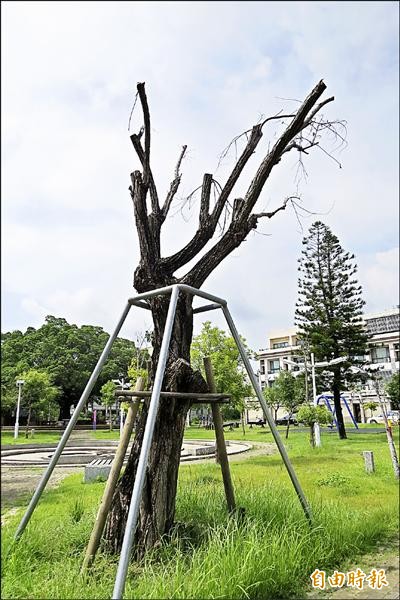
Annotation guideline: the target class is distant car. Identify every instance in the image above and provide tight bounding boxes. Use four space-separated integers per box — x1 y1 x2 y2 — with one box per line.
367 411 399 424
275 414 298 426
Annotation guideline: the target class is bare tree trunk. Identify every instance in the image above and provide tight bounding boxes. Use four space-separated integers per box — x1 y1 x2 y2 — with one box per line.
332 368 347 439
285 419 290 439
104 293 207 557
25 404 32 438
310 425 315 447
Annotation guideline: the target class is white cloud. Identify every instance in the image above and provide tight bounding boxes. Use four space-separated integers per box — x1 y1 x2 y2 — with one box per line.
359 248 400 313
2 1 398 352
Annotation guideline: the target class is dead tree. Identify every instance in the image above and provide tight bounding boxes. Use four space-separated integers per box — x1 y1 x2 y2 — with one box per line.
104 79 340 555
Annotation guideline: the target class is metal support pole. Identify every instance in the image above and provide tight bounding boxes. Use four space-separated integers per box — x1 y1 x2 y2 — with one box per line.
311 353 321 447
221 305 312 524
112 285 180 600
14 383 23 440
14 302 132 540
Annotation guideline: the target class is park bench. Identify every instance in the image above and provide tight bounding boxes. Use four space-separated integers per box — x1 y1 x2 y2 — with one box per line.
84 457 113 483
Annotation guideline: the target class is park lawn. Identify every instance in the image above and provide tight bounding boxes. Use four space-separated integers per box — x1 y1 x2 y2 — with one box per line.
1 431 62 446
1 427 398 599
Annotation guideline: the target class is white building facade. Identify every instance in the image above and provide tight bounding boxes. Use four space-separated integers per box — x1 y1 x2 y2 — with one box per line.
254 308 399 423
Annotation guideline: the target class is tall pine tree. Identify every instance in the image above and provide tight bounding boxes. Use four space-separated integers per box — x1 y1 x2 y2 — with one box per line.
295 221 367 439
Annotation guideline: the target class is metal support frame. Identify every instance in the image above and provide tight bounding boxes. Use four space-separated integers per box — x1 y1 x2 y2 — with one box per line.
317 393 359 430
13 283 312 600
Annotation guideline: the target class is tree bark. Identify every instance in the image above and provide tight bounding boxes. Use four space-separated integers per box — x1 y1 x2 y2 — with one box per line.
103 291 207 557
332 367 347 439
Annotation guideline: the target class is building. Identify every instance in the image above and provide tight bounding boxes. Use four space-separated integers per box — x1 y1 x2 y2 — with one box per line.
254 308 399 423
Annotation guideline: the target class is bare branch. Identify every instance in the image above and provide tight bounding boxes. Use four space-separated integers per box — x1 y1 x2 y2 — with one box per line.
162 124 264 273
162 145 187 220
302 96 335 129
252 195 298 220
237 80 331 222
130 133 159 214
199 173 213 226
128 91 139 132
137 82 160 215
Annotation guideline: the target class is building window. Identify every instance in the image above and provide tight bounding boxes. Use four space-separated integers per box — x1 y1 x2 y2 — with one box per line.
260 359 265 375
395 343 399 363
272 341 289 349
268 359 281 374
370 346 390 363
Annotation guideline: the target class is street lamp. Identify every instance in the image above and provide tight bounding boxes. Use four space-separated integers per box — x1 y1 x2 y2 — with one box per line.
14 379 25 439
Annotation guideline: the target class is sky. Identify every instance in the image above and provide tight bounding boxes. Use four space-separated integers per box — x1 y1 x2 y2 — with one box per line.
2 1 399 354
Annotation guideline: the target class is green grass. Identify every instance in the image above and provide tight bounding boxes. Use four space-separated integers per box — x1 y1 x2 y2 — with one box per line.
1 428 398 599
1 431 62 446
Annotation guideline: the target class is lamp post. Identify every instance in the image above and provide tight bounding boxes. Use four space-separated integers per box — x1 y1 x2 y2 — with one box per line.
14 379 25 439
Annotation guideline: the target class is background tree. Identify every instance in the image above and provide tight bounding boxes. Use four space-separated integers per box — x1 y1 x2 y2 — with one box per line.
104 79 342 555
272 371 305 438
297 404 333 447
263 385 281 422
17 369 59 437
295 221 367 440
385 372 399 410
191 322 252 427
100 380 117 431
1 316 138 421
364 401 378 419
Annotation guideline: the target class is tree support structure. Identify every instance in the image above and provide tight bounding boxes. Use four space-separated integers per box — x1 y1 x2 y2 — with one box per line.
13 284 312 600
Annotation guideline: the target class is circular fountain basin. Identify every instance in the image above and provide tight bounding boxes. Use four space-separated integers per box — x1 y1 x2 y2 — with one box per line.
1 439 251 466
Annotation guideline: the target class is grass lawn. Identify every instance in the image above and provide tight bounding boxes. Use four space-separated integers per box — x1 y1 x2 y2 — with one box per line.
1 426 398 599
1 431 62 446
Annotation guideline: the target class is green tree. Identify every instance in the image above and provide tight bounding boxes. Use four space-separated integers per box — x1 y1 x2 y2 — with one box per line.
191 322 252 425
263 386 280 422
18 369 59 437
272 371 306 438
385 373 400 410
100 380 117 431
364 401 378 418
295 221 367 440
1 316 138 421
297 404 333 447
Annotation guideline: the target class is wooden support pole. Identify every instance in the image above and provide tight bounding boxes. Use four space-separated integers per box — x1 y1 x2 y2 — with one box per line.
81 377 145 572
203 357 236 513
362 450 375 474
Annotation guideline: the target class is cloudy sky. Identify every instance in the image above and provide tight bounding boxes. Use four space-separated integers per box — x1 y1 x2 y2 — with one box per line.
2 1 399 353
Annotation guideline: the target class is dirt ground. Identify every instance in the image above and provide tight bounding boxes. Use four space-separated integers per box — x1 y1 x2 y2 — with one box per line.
307 537 399 600
1 466 81 522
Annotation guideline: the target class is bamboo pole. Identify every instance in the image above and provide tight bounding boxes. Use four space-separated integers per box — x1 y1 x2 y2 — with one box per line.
81 377 145 572
203 357 236 513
